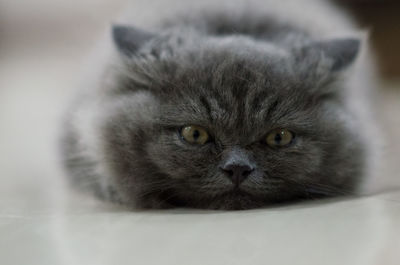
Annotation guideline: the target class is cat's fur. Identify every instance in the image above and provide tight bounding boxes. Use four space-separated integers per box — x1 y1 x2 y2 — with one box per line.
61 0 379 210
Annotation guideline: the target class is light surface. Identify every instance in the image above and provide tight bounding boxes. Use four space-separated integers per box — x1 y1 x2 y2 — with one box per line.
1 187 400 265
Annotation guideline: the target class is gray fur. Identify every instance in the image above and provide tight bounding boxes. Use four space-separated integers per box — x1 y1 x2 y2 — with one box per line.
61 0 376 210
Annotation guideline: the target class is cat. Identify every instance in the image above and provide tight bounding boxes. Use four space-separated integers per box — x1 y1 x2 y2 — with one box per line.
61 0 379 210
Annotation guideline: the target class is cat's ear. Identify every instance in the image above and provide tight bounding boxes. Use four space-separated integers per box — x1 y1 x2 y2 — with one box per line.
305 38 361 72
112 25 155 56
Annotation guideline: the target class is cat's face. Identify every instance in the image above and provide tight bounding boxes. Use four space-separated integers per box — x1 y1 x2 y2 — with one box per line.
103 26 365 209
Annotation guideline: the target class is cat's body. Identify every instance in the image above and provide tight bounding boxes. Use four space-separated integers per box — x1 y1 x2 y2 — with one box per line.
61 0 379 209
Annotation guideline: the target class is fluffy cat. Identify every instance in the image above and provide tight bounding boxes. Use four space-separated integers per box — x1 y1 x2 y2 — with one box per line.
61 0 378 210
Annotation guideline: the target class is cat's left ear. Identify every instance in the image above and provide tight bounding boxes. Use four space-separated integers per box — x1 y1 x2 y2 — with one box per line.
112 25 155 56
305 38 361 72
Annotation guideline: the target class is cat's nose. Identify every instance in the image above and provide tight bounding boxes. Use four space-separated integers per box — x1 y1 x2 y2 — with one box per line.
221 163 254 186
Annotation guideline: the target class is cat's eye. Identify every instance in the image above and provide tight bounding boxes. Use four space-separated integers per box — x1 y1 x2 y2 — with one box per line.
266 129 295 147
180 125 210 145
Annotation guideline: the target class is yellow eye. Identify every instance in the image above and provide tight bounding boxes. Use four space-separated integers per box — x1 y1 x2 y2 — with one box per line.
266 129 294 147
180 125 210 145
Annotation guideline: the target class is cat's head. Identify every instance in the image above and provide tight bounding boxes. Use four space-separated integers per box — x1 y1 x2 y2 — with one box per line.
102 25 365 209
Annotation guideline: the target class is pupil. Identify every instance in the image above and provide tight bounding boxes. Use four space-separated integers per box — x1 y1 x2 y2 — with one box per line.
274 133 282 144
193 130 200 140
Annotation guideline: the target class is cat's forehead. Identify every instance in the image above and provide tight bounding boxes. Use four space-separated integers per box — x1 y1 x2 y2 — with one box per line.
160 88 312 145
158 55 312 143
140 38 319 141
169 41 296 94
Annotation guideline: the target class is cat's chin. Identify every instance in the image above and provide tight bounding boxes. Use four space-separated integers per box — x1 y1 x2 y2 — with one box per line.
185 187 307 210
197 189 266 210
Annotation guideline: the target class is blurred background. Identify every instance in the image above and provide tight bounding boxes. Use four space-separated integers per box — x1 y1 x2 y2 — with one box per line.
0 0 399 203
338 0 400 79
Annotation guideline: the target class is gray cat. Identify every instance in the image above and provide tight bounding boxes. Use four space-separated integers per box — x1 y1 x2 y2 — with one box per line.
61 0 379 210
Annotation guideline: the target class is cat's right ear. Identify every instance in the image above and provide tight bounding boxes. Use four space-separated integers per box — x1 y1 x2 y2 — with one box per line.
112 25 155 56
298 37 361 73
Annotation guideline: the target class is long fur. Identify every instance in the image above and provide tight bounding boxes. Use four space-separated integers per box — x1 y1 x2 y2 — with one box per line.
60 0 379 210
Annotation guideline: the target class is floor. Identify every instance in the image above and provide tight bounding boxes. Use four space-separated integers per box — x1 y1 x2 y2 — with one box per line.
1 0 400 264
1 189 400 265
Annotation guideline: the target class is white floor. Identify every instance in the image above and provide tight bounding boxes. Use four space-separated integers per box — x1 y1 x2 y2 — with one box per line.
1 0 400 264
1 189 400 265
